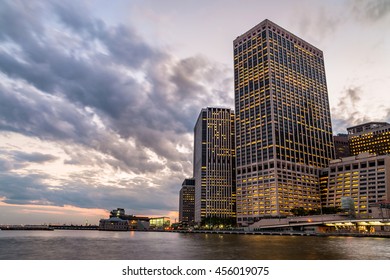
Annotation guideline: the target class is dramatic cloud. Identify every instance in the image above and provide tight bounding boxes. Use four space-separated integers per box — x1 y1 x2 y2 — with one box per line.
0 0 233 220
0 171 177 212
0 158 13 172
336 87 361 112
331 86 376 133
11 151 58 164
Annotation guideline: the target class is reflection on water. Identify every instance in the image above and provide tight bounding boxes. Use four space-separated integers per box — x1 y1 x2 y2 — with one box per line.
0 230 389 260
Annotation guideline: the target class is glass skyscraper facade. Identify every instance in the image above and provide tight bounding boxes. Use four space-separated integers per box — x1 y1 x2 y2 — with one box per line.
194 107 236 223
234 19 334 225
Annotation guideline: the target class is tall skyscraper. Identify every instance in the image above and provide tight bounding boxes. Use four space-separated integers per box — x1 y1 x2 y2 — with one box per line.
194 107 236 223
234 19 334 225
348 122 390 156
179 178 195 224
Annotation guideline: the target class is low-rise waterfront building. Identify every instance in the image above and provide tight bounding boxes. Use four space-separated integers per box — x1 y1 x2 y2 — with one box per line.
348 122 390 156
99 208 150 231
322 153 390 218
248 214 390 234
149 217 170 230
99 217 130 231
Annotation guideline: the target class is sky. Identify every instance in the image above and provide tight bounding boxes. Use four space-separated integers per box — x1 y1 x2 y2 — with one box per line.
0 0 389 225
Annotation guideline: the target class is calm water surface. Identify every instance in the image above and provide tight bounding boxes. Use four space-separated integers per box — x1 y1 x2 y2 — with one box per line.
0 230 389 260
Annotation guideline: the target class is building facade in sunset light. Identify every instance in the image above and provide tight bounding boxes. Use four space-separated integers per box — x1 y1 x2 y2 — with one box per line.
234 19 335 225
194 108 236 223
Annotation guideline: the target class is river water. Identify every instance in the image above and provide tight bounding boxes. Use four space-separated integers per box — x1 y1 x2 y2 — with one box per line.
0 230 389 260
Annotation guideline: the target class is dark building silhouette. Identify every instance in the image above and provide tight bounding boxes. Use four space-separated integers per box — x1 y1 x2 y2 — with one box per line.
179 178 195 224
334 133 350 158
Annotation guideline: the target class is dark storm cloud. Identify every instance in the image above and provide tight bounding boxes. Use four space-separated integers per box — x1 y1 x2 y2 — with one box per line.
0 0 232 149
11 151 58 164
0 80 169 174
52 1 156 68
0 171 176 212
0 173 52 205
0 0 232 210
0 158 13 172
0 82 99 142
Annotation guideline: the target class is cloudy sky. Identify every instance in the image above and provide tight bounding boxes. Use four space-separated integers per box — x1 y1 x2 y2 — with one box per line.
0 0 389 225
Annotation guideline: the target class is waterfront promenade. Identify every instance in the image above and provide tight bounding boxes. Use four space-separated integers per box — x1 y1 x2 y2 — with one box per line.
2 214 390 238
172 229 390 238
1 225 389 238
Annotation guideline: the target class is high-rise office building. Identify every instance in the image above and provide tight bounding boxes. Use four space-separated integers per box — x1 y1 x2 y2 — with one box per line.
194 107 236 223
348 122 390 156
179 178 195 224
234 19 334 225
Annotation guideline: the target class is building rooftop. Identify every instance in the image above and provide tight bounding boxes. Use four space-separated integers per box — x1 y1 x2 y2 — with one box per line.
347 122 390 134
234 19 323 55
329 152 387 164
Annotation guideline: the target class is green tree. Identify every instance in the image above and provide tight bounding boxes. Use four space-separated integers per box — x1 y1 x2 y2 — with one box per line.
290 207 307 216
321 206 341 214
201 216 236 228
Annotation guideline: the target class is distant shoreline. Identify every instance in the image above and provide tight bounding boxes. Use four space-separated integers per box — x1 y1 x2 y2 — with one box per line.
0 225 98 231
